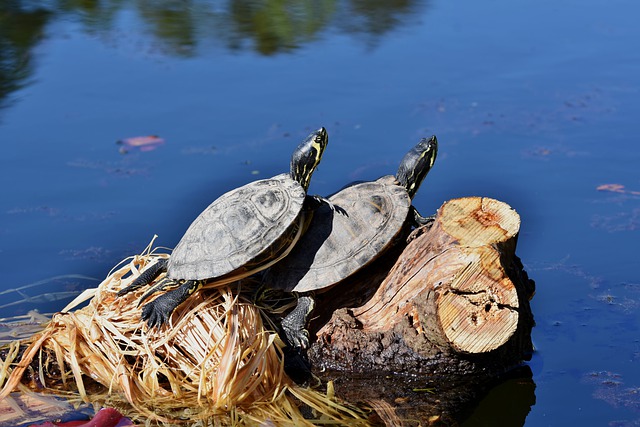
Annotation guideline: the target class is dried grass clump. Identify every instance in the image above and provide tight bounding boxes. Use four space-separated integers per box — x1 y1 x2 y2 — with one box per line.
0 241 368 426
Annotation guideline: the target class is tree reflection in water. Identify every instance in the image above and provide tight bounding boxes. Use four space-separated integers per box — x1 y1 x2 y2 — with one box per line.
0 3 50 114
0 0 426 111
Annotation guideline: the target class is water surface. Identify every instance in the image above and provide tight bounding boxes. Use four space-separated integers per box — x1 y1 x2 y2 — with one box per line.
1 0 639 425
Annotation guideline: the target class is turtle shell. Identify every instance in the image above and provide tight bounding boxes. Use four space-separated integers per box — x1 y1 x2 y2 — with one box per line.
168 173 305 280
266 174 410 292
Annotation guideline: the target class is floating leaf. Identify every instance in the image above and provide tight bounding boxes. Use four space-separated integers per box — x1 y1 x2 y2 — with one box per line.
597 183 625 193
116 135 165 153
597 184 640 196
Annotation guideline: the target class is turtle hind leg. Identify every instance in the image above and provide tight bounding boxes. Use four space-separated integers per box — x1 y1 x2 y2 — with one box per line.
141 279 204 328
117 258 169 297
281 294 315 349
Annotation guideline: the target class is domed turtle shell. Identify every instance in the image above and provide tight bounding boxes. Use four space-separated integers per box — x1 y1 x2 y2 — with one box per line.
167 173 305 281
266 174 410 292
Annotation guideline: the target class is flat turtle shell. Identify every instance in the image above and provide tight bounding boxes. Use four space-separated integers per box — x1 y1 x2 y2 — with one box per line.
168 173 305 281
266 174 410 292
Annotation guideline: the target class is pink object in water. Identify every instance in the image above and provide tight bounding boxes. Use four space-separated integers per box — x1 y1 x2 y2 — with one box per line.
117 135 165 153
29 407 133 427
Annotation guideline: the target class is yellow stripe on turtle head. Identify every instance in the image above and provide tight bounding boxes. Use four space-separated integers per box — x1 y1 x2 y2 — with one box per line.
290 127 329 192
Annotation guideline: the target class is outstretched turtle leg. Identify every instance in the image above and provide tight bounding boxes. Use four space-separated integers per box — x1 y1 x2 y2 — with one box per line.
306 195 348 216
137 276 181 306
281 294 315 349
411 205 435 227
141 280 204 328
117 258 169 297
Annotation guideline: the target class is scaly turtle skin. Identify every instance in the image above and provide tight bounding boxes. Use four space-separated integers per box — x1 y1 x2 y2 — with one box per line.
263 135 438 348
117 128 329 327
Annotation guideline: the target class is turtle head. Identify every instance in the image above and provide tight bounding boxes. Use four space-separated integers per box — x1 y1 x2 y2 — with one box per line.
396 135 438 199
290 127 328 192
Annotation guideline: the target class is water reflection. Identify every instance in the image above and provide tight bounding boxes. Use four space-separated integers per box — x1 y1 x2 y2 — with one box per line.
0 3 50 114
0 0 426 111
226 0 336 54
321 365 537 425
460 365 536 426
335 0 425 47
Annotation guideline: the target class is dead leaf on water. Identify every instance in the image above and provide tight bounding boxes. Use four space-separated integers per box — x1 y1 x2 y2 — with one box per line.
116 135 165 153
597 183 625 193
597 183 640 195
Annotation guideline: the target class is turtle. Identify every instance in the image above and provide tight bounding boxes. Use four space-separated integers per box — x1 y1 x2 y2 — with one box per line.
117 127 330 327
262 135 438 349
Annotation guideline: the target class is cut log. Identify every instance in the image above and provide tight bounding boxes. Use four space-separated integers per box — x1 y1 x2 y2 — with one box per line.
308 196 535 375
357 197 523 353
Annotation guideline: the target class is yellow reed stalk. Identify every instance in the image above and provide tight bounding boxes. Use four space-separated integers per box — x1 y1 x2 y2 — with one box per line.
0 247 371 426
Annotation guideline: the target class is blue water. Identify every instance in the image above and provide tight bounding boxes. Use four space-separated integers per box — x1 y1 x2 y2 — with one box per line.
1 0 639 425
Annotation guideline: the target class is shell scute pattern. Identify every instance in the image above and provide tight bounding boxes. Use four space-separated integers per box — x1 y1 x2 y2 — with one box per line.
268 174 410 292
168 174 304 280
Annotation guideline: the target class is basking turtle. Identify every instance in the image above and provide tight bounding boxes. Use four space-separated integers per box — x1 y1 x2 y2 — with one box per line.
263 135 438 348
117 128 330 327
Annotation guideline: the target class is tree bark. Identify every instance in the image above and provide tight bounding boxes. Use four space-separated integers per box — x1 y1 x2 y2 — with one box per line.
308 197 535 375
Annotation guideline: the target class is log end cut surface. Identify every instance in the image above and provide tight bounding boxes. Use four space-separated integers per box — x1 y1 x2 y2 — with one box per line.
436 197 521 353
439 197 520 248
437 249 520 354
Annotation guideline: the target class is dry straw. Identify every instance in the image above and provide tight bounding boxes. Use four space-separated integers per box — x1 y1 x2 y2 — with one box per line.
0 239 370 426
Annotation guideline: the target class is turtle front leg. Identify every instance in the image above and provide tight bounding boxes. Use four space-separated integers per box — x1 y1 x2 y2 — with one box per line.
137 276 181 306
141 279 204 328
411 205 435 227
305 195 347 216
118 258 169 297
281 294 315 349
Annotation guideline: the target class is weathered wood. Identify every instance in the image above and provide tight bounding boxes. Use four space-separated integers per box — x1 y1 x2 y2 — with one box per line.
357 197 522 352
307 197 535 375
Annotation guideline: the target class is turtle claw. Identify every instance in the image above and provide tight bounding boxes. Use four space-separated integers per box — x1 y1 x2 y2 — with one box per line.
295 332 310 350
412 206 435 227
307 195 348 216
330 202 348 216
318 196 347 216
416 214 435 228
281 294 315 349
282 321 310 349
141 294 174 328
321 196 348 216
140 280 203 328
